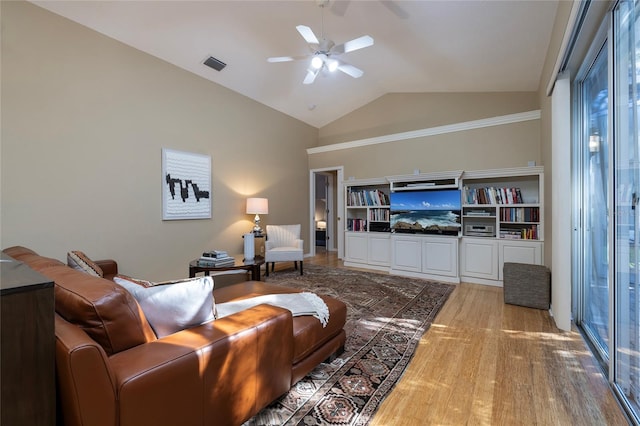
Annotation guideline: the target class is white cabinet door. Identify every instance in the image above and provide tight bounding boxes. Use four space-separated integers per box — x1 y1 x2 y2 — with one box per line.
345 232 368 264
460 238 499 280
391 235 422 272
498 240 543 280
368 233 391 266
423 237 458 277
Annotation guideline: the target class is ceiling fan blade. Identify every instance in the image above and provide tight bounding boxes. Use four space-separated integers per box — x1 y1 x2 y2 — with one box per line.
296 25 320 45
332 35 374 55
337 62 364 79
303 68 320 85
267 55 306 63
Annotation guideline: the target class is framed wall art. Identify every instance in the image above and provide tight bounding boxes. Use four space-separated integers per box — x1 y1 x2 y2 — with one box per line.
162 148 211 220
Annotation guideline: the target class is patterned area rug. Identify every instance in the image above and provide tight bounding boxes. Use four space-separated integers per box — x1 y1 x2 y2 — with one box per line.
244 264 454 426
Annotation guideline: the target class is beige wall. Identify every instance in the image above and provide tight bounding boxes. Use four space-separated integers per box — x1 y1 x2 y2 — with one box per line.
312 95 541 179
537 0 575 270
1 1 317 281
318 92 539 146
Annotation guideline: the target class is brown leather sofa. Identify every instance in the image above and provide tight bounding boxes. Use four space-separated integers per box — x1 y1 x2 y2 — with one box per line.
3 246 347 426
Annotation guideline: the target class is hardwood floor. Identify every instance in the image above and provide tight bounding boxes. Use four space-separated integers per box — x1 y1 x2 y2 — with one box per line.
307 249 629 425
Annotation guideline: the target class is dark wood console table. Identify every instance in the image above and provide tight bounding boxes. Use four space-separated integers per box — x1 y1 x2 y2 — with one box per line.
1 253 55 425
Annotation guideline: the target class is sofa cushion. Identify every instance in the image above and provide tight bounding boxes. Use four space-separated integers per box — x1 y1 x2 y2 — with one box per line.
3 245 65 269
42 265 156 355
67 250 103 277
215 281 347 364
3 245 38 259
114 276 216 338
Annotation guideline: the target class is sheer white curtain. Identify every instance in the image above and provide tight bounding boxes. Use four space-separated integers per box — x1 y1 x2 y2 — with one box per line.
551 74 572 331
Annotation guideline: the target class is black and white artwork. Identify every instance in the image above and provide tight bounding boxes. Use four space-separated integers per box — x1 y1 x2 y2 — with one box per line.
162 148 211 220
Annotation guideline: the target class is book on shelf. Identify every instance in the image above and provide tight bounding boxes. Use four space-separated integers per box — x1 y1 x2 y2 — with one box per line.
347 189 389 207
499 225 538 240
500 207 539 222
347 218 367 232
463 186 525 205
368 208 390 222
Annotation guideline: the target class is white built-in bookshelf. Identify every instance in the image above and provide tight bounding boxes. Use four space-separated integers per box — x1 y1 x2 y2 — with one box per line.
461 167 543 242
344 178 391 233
342 166 544 286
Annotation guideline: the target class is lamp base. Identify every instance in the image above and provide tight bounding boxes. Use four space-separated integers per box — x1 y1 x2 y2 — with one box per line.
253 214 262 234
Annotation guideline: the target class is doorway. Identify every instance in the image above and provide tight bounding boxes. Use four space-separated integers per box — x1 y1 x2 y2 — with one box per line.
309 167 344 258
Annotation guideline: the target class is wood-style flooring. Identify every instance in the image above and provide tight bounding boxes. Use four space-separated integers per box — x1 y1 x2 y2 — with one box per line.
306 248 629 425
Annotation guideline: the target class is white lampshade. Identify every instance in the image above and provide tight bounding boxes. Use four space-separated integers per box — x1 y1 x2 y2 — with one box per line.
317 220 327 230
246 197 269 214
247 197 268 233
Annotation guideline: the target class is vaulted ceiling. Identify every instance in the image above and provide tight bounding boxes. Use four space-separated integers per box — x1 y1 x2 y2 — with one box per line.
31 0 559 128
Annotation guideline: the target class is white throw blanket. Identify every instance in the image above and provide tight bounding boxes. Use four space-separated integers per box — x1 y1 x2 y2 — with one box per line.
216 292 330 327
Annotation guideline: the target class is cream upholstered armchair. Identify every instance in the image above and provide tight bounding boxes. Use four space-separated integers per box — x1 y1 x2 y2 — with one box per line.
265 224 303 276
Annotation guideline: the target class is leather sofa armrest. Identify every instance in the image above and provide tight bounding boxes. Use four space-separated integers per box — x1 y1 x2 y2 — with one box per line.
55 314 118 426
108 304 294 426
94 259 118 279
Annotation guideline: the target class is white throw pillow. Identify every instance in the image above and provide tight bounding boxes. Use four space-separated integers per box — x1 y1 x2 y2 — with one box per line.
114 276 215 338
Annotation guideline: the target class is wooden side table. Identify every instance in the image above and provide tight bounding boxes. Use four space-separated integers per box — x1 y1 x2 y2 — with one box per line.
189 255 265 281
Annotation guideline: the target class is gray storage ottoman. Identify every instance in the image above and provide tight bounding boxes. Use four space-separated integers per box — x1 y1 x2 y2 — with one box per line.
503 262 550 309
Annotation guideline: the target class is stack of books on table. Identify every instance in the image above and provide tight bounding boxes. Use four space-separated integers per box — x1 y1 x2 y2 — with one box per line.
198 250 235 267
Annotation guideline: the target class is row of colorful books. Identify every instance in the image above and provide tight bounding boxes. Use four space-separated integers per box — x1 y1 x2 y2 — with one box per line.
463 186 525 205
499 225 538 240
369 208 390 222
500 207 540 223
347 189 389 207
347 218 367 232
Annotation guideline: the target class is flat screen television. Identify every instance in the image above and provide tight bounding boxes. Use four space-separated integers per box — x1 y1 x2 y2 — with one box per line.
390 189 462 235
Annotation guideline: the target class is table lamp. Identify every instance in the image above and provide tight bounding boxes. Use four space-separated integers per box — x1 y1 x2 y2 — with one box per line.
246 197 268 234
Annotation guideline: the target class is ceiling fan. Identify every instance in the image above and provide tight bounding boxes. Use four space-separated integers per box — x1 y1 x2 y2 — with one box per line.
267 0 374 85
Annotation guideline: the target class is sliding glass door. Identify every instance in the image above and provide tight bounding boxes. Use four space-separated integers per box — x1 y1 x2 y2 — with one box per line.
578 41 610 360
576 1 640 421
614 0 640 417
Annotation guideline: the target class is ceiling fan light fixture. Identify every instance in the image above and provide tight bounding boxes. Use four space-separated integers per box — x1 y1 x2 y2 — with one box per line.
327 58 339 72
311 55 324 69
